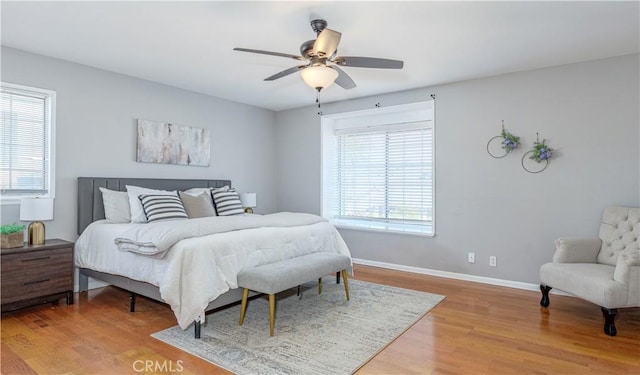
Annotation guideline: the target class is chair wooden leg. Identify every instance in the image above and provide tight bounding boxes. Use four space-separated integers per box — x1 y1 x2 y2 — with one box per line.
318 277 322 294
269 294 275 337
601 307 618 336
341 270 350 301
239 288 249 325
540 284 552 307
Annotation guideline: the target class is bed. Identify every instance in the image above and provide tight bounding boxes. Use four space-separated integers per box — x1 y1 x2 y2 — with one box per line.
75 177 351 338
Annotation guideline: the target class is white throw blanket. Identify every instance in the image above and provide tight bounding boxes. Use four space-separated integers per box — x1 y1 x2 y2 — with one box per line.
115 212 326 258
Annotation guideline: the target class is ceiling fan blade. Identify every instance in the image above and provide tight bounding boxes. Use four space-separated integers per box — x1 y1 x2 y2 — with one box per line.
234 48 304 61
312 29 341 58
264 65 307 81
333 56 404 69
330 65 356 90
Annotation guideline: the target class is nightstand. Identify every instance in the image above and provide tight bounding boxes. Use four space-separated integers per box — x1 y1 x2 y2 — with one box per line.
1 238 74 312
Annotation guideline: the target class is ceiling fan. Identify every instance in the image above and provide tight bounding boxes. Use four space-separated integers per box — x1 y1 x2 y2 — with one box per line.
233 19 404 95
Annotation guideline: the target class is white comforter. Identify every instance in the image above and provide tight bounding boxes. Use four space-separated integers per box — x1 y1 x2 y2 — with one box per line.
75 214 351 330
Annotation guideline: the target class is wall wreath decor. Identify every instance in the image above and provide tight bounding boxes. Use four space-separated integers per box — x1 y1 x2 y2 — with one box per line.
522 132 553 173
487 120 520 158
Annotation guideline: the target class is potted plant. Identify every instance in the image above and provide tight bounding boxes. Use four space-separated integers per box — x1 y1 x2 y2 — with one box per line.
1 223 26 249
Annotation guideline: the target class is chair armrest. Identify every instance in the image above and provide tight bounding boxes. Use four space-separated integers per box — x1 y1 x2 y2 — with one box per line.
552 237 601 263
619 248 640 267
614 248 640 284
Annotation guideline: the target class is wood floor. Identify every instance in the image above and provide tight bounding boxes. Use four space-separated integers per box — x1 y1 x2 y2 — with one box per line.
2 264 639 374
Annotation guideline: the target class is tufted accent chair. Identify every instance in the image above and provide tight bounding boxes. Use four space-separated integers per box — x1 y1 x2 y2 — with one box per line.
539 206 639 336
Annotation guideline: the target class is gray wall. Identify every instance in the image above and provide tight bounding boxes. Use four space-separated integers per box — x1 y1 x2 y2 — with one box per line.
1 47 278 241
275 54 640 284
3 46 638 286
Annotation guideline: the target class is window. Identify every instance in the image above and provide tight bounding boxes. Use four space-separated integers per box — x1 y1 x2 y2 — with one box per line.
322 101 434 236
0 82 56 203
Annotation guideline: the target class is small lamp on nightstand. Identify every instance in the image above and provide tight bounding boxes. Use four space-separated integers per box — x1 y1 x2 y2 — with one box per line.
239 193 257 214
20 197 54 245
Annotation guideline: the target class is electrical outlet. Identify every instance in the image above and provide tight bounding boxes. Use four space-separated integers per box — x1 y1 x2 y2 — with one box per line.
468 252 475 264
489 256 497 267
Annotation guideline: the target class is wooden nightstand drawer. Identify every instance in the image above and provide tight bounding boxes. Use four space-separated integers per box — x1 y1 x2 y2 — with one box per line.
1 247 72 277
1 274 73 303
1 239 74 312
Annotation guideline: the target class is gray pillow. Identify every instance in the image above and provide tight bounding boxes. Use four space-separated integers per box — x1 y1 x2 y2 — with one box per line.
183 188 215 211
179 191 217 218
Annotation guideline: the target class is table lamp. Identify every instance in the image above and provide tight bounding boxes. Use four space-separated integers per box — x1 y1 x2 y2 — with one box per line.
20 197 54 245
239 193 257 214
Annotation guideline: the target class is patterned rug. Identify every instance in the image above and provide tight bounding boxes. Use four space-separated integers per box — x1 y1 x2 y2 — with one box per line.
152 279 445 374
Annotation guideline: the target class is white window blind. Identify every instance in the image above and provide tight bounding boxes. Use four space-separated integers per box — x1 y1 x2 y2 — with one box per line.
331 121 433 234
0 83 55 200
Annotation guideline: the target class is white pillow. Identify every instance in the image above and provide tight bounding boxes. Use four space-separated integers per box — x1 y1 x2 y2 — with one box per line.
126 185 177 223
183 187 212 196
99 187 131 223
210 185 229 194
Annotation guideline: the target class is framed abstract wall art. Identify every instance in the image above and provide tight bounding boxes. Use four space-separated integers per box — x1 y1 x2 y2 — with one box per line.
136 119 211 167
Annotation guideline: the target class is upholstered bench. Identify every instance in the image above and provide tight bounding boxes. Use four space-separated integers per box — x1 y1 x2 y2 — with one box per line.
237 252 351 336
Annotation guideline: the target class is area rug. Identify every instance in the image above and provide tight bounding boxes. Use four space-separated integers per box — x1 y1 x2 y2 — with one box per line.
152 279 445 374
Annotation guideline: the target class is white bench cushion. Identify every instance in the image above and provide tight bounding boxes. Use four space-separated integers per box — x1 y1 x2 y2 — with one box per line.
237 252 351 295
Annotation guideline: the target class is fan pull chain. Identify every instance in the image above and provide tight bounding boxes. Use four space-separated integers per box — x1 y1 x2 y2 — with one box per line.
316 89 321 108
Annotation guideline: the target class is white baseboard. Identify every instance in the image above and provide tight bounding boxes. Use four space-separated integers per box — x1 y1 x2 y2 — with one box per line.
352 258 572 296
74 259 572 297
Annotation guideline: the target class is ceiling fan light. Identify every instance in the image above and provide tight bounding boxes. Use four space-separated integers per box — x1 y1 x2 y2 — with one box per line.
301 66 338 90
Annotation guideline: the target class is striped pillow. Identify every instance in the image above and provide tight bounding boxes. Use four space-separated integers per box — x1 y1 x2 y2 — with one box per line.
139 193 188 222
211 187 245 216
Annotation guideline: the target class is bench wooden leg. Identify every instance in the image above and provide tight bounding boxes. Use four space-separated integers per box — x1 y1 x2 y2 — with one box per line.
269 294 276 336
341 270 350 301
239 288 249 325
194 321 201 339
318 277 322 294
129 292 136 312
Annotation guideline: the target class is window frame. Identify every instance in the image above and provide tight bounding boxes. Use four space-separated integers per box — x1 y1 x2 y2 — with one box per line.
0 82 56 205
321 101 435 237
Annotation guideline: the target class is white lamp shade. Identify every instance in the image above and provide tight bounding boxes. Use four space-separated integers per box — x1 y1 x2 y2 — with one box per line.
20 198 54 221
300 66 338 90
239 193 257 208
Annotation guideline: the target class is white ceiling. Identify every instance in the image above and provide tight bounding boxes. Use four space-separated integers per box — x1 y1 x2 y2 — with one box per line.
2 1 638 111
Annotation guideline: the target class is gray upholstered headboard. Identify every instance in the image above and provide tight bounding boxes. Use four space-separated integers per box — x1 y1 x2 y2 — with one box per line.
77 177 231 234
